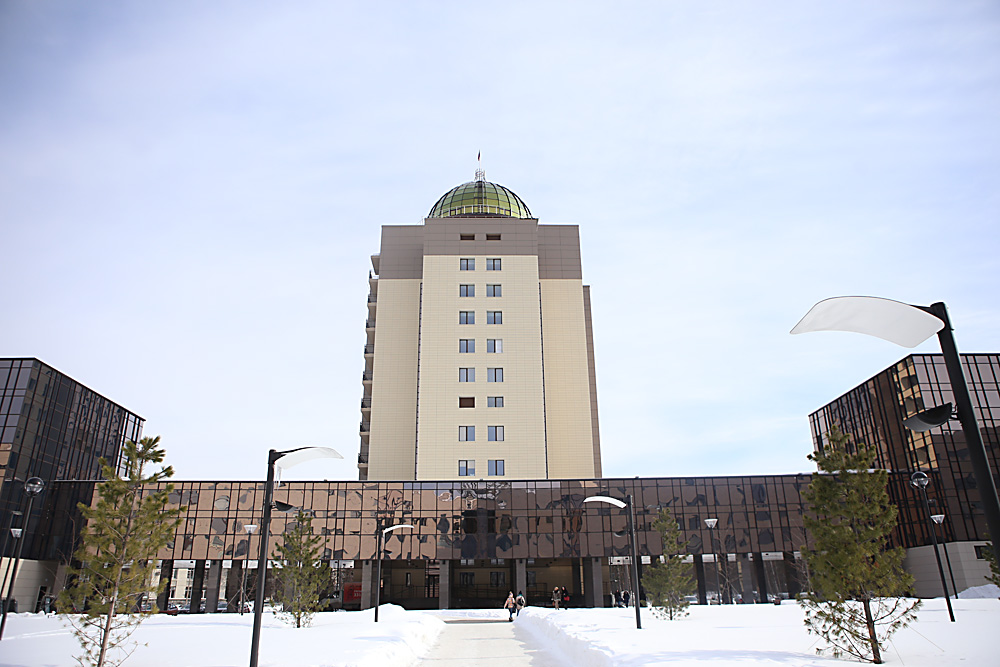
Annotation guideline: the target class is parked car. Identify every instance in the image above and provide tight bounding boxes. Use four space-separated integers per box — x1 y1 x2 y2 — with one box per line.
160 603 180 616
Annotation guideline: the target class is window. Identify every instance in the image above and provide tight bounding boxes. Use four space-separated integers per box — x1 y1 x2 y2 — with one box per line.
459 426 475 441
459 572 475 586
459 311 475 324
487 311 502 324
486 234 501 241
459 368 475 382
460 234 475 241
486 284 501 297
459 339 475 353
486 258 501 271
488 396 504 407
487 339 502 353
460 284 475 297
487 368 503 383
460 258 475 271
488 426 504 441
490 571 506 586
488 459 505 476
459 397 475 408
458 459 475 476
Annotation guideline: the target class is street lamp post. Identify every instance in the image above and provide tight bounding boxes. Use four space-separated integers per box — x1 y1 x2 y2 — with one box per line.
930 514 957 596
373 523 414 622
910 472 955 622
584 494 642 629
704 518 721 605
240 524 258 616
249 447 342 667
0 477 45 641
792 297 1000 568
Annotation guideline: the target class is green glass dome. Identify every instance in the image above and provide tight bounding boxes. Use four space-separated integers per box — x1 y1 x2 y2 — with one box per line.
428 175 532 219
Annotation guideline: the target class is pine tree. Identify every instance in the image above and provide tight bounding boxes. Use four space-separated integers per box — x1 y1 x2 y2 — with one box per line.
642 507 695 620
270 510 328 628
59 437 182 667
800 425 920 664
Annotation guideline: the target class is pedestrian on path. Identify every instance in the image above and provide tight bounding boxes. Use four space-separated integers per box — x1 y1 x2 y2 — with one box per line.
504 592 517 621
551 587 561 610
561 587 570 609
515 591 526 616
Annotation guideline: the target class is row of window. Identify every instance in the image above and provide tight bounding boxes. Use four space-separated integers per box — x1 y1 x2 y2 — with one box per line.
459 397 504 408
460 258 501 271
459 311 502 324
458 459 505 476
459 339 502 353
459 368 503 382
458 426 504 441
459 234 502 241
459 284 502 297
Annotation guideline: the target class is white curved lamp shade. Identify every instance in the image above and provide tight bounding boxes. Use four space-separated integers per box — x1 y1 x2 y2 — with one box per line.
584 495 626 509
275 446 343 473
791 296 944 348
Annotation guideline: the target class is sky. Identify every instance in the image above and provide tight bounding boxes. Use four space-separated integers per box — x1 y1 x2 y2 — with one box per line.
1 1 998 482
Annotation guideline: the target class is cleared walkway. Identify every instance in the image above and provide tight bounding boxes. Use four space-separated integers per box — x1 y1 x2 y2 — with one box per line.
417 614 563 666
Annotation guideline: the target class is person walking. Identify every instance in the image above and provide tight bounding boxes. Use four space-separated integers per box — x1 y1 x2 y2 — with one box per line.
622 589 631 607
515 591 526 616
504 592 517 621
561 587 570 609
551 587 561 610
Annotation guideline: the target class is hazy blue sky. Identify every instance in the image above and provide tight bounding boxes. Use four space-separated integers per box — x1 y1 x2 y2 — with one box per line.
2 1 998 482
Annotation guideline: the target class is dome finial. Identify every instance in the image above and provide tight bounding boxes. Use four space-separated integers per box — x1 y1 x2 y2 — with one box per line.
475 151 485 182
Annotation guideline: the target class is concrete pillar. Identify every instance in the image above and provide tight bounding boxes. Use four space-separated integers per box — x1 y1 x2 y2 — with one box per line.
360 561 375 610
225 561 242 612
438 560 451 610
514 558 527 598
693 555 707 605
190 560 206 613
582 557 604 607
753 553 769 602
204 561 222 613
156 560 173 611
571 558 582 603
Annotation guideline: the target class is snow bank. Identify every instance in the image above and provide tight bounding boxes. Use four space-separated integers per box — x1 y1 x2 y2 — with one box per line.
958 583 999 599
0 604 443 667
3 599 997 667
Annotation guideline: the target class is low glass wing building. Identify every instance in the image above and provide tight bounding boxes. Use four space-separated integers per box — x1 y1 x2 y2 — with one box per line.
148 475 813 610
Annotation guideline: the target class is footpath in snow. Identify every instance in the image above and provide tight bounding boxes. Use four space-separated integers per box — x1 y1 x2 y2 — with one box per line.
0 597 997 666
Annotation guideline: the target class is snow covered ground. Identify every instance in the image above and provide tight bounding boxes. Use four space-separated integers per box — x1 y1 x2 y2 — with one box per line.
0 598 996 666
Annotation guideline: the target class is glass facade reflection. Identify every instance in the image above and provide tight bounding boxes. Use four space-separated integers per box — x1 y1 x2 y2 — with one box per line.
0 358 144 561
149 476 812 563
810 353 1000 548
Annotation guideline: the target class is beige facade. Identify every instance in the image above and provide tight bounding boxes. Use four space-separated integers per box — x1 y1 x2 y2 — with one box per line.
360 176 602 480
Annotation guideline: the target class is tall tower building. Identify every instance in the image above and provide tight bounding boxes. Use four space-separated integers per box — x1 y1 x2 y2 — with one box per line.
359 172 602 481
